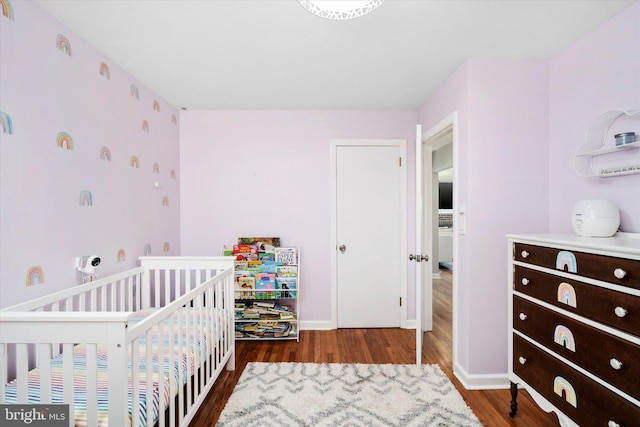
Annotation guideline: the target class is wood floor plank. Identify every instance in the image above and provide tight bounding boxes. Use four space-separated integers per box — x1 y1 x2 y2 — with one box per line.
189 268 559 426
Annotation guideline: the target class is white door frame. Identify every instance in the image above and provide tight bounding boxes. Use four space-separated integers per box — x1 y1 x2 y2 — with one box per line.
330 139 408 329
420 112 458 366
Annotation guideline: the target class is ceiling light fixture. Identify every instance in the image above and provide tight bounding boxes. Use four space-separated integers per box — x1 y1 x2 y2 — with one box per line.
298 0 385 20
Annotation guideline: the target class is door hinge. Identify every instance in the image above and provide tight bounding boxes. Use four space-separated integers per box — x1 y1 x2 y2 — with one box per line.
399 157 402 167
399 297 402 306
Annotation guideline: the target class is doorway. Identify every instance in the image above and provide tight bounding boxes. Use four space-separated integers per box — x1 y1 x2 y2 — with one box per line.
330 139 408 329
416 113 458 367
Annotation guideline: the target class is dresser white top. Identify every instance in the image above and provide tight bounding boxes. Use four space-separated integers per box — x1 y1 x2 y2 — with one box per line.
507 232 640 255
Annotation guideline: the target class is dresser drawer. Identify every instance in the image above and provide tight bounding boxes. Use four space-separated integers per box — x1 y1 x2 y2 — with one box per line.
514 243 640 289
513 334 640 427
514 296 640 398
514 266 640 337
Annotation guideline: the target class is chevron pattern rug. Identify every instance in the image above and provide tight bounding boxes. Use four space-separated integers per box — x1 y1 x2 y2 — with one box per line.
217 362 483 426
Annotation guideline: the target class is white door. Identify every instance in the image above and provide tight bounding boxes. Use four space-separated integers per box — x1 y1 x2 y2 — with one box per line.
414 125 433 364
333 141 406 328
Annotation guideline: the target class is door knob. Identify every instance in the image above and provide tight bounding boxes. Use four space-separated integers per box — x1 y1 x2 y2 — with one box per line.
338 244 346 253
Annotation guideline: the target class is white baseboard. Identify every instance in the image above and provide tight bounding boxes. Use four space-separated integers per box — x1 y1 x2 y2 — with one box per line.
432 272 441 279
453 362 510 390
299 320 334 330
300 320 417 330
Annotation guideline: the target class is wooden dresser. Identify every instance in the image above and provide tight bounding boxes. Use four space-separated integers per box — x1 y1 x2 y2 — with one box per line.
507 234 640 427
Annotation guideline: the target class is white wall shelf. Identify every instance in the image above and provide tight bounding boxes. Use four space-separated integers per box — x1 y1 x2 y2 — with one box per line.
574 109 640 177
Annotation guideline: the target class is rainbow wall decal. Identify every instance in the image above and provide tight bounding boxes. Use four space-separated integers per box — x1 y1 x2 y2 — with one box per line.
79 190 93 206
1 0 14 21
153 163 160 174
557 282 577 308
171 114 177 124
153 100 160 112
162 196 169 206
142 120 149 133
117 249 126 262
26 265 44 287
163 242 170 252
170 169 176 179
56 132 74 150
130 84 139 99
554 325 576 352
0 111 13 134
56 34 72 56
130 156 140 168
99 62 110 79
553 376 577 408
556 251 577 273
100 146 111 161
143 243 152 256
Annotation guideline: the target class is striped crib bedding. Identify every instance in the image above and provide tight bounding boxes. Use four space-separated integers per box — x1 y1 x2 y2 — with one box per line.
3 307 222 427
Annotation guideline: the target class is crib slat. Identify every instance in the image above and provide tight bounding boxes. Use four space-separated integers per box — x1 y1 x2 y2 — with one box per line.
199 300 205 388
174 270 182 301
38 344 52 403
90 288 97 311
132 338 140 427
128 277 134 311
154 269 161 307
16 344 28 403
86 343 97 427
177 311 184 425
185 271 192 296
136 272 142 310
168 314 176 427
158 319 166 427
185 305 192 414
100 286 106 312
164 269 171 307
62 343 74 415
146 330 154 425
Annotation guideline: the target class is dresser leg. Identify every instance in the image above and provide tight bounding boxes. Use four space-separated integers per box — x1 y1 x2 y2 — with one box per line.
509 381 518 418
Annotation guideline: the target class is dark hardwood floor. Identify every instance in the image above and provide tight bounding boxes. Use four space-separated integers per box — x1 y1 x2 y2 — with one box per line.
189 268 559 426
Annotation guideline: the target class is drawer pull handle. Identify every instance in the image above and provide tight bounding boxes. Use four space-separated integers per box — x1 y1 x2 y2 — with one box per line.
521 278 530 285
610 358 623 370
608 421 621 427
614 268 627 279
519 313 528 321
614 307 628 318
521 250 529 259
518 357 527 365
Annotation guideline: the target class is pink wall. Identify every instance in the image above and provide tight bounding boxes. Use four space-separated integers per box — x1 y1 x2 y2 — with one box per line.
0 2 181 308
179 110 417 322
418 58 550 376
549 1 640 233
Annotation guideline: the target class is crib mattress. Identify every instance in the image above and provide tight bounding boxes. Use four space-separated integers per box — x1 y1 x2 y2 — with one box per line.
3 307 223 427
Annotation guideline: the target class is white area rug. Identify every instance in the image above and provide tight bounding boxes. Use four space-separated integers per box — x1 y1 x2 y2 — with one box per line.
217 362 483 426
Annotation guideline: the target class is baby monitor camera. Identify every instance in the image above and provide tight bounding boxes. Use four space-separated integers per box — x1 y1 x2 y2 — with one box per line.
76 255 101 274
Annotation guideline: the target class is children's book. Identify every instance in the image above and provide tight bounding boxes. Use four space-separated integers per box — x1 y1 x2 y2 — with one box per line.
255 273 276 282
255 278 275 300
276 277 297 298
233 244 258 261
238 276 256 299
234 260 249 271
276 266 297 277
274 247 297 265
238 237 281 250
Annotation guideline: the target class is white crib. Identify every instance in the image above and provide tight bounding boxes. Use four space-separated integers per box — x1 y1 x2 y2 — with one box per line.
0 256 235 427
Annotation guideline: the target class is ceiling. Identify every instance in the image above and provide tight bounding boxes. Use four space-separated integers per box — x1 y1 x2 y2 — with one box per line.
34 0 636 110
